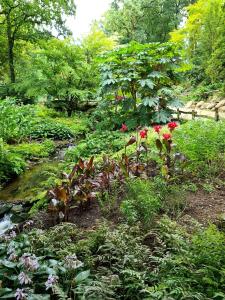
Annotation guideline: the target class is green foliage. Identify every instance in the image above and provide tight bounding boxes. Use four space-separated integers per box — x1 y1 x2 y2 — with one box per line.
146 219 225 299
121 179 161 226
174 120 225 177
0 99 35 143
171 0 225 89
8 140 55 159
99 42 183 127
66 130 127 161
0 0 76 83
104 0 195 44
0 228 90 300
29 120 74 140
0 139 26 185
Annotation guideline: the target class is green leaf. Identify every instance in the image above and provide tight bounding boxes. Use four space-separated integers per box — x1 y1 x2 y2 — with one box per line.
0 288 12 297
143 97 159 107
75 270 90 284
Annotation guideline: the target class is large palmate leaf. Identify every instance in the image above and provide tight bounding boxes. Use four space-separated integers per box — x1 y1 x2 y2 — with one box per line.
139 79 154 89
152 110 171 123
142 97 159 107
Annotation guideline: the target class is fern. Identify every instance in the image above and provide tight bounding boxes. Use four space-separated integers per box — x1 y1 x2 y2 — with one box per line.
52 285 68 300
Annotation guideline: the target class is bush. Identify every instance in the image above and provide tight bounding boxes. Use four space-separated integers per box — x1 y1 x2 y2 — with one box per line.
146 219 225 299
174 120 225 177
121 179 161 227
66 130 127 161
29 120 74 140
8 140 56 159
0 139 26 185
0 99 35 143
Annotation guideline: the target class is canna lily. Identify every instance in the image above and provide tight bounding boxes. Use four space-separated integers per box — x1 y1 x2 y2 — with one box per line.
120 124 128 132
140 130 148 139
163 133 172 140
153 125 162 133
167 122 178 131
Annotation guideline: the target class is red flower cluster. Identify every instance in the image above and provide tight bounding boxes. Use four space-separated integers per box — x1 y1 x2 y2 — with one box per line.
153 125 162 133
168 122 178 131
139 128 148 139
115 95 124 101
120 123 128 132
163 133 172 140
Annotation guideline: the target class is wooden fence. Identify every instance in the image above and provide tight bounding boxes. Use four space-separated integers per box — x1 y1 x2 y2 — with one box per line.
172 107 221 122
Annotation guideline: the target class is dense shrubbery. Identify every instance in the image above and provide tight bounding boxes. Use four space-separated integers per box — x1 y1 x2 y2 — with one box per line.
66 130 127 161
0 139 26 185
174 120 225 177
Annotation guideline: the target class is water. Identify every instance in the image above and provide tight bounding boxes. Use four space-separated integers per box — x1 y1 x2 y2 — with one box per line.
0 214 13 235
0 145 71 202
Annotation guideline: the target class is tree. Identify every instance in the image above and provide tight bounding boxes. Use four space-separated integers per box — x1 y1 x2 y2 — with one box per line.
99 42 182 127
15 38 94 116
81 23 117 64
170 0 225 86
0 0 76 83
103 0 196 44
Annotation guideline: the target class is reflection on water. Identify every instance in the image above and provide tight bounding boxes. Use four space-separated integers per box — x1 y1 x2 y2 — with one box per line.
0 160 60 202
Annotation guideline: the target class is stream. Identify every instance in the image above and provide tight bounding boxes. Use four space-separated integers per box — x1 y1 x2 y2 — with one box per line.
0 143 75 234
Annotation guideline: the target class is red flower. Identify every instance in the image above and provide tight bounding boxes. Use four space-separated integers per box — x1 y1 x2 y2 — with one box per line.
140 130 148 139
120 124 128 132
167 122 178 131
115 95 124 101
163 133 172 140
153 125 162 133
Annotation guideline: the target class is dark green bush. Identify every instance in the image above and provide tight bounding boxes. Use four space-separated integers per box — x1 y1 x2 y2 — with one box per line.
29 120 74 140
66 130 127 161
0 139 26 185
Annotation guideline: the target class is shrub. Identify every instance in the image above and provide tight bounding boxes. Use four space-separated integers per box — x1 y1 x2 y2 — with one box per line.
29 120 74 140
146 219 225 299
174 120 225 177
121 179 161 226
0 99 35 143
66 130 127 161
0 139 26 185
8 140 56 159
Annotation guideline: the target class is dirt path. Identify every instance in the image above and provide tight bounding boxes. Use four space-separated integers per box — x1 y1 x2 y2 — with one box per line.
181 187 225 226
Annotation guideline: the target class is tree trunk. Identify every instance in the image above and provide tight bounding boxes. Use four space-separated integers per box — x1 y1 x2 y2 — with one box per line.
6 13 15 83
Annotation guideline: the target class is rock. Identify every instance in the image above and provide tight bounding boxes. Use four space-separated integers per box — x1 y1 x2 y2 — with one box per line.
185 101 194 108
196 101 205 108
0 204 13 219
215 99 225 109
11 212 28 223
219 106 225 112
11 204 23 214
206 103 216 110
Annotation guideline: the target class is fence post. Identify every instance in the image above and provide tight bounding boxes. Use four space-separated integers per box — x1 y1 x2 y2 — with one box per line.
177 108 180 121
192 110 196 120
215 108 219 121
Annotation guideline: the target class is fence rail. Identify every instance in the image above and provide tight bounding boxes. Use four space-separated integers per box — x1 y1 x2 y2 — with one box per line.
172 107 221 122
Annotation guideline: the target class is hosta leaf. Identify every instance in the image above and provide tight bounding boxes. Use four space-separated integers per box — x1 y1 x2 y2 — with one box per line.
28 295 50 300
0 288 12 297
75 270 90 284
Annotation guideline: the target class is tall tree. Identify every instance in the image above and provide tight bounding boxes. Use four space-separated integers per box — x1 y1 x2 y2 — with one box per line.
0 0 76 83
103 0 196 44
171 0 225 86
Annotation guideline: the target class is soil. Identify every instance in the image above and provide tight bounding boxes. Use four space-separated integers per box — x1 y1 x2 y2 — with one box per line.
180 186 225 226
